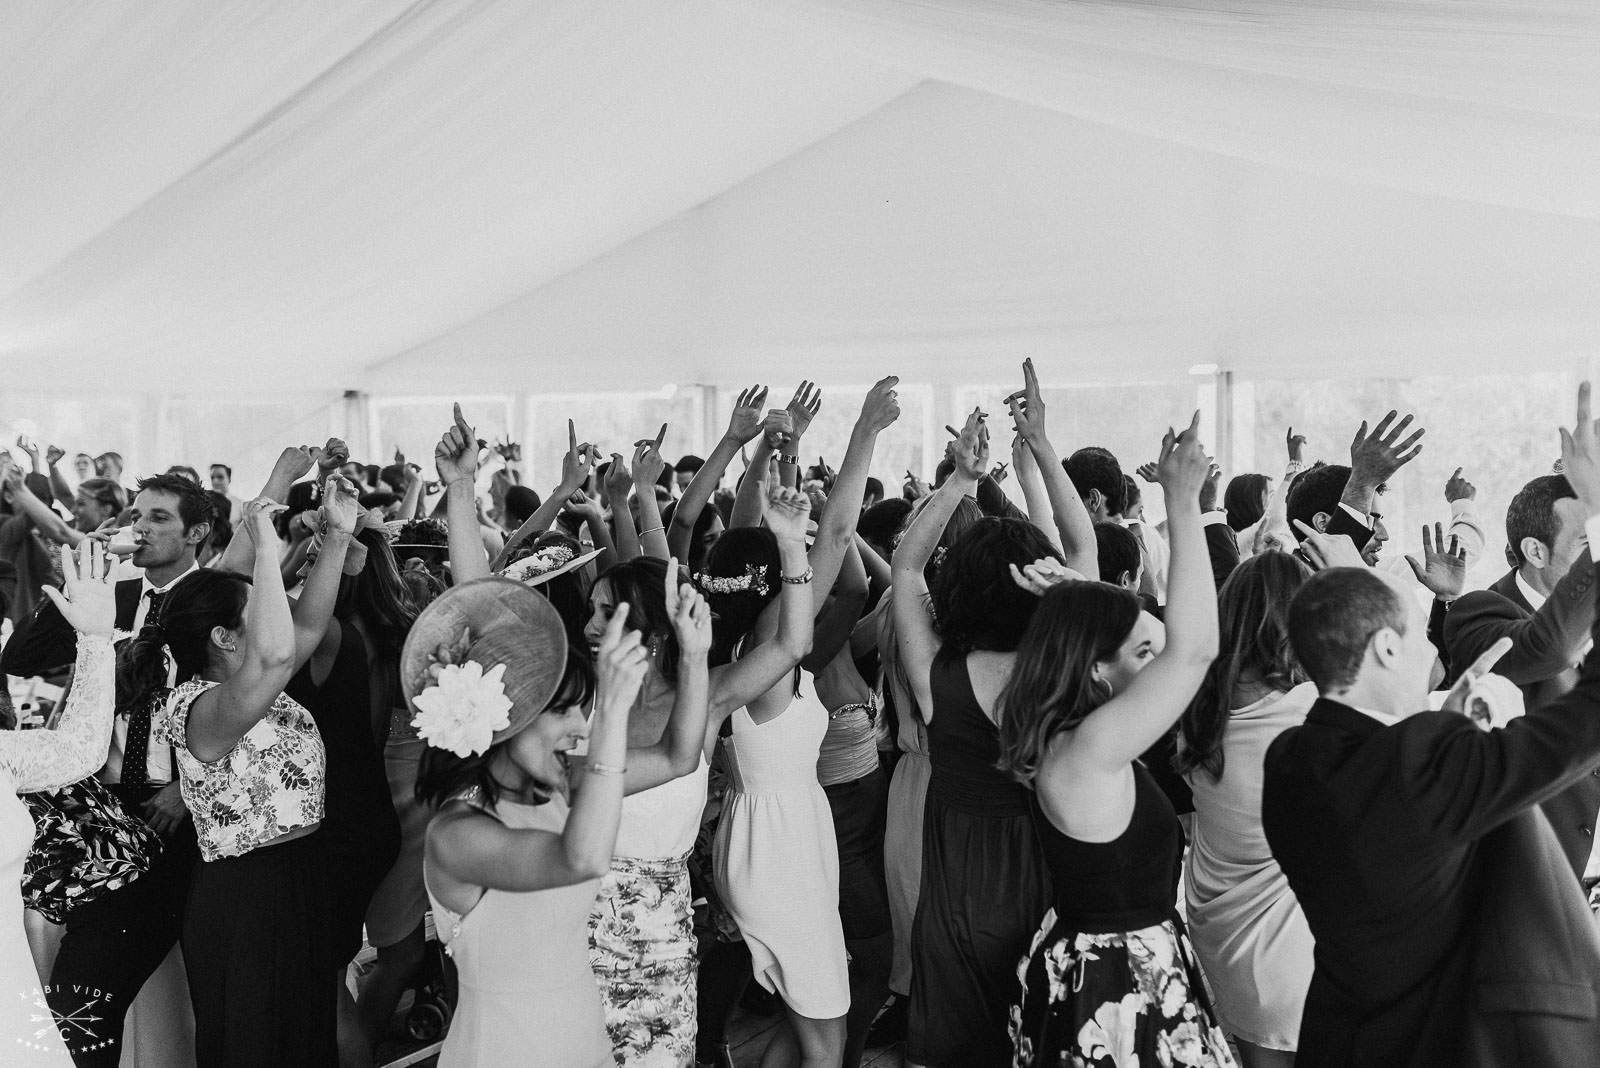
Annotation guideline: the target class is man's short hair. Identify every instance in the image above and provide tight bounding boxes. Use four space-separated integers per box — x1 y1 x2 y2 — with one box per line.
1505 474 1576 567
673 455 705 474
1286 462 1349 542
134 472 214 531
1122 474 1141 515
864 476 884 502
166 465 201 485
504 485 541 526
1288 567 1409 691
1065 447 1125 515
1094 522 1141 585
209 463 232 479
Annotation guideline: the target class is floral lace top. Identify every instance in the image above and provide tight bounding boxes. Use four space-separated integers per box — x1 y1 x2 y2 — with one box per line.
0 634 115 793
157 680 326 861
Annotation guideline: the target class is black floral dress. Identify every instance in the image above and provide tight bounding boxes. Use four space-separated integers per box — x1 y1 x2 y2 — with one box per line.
1011 763 1235 1068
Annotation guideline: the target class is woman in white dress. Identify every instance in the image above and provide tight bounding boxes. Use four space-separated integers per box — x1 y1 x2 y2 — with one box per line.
1175 551 1317 1068
0 543 120 1060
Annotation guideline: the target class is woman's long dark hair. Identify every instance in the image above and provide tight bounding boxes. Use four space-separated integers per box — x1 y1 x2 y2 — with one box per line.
1174 551 1310 781
1224 473 1271 533
930 517 1062 653
995 580 1142 784
596 556 681 683
345 528 419 656
414 645 596 810
116 570 251 715
702 526 782 667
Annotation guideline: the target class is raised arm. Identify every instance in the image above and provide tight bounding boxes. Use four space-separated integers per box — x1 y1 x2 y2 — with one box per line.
437 403 493 583
729 436 775 530
184 498 300 762
669 385 766 559
428 608 648 892
892 410 989 721
2 461 83 547
1012 431 1061 552
1342 410 1424 519
1043 413 1216 789
45 445 75 513
289 476 359 669
602 455 643 561
214 446 315 576
805 537 869 672
0 543 120 791
809 376 900 605
707 486 816 725
1008 359 1097 578
493 419 595 571
631 427 672 560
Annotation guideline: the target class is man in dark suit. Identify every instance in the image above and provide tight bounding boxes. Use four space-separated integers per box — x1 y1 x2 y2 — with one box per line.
1443 473 1600 878
1263 393 1600 1066
3 472 211 1067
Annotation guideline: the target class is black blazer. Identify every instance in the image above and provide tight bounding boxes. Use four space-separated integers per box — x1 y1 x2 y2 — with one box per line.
1442 555 1600 876
1 578 142 678
1263 595 1600 1067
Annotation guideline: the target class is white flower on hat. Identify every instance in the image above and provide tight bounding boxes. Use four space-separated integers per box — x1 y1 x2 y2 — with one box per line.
411 661 513 758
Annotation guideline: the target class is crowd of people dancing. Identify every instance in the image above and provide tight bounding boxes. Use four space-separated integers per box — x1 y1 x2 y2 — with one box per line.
1 362 1599 1068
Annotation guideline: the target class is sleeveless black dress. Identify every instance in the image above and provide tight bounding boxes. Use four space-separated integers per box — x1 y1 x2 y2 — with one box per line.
1010 761 1235 1067
907 647 1052 1067
287 616 402 964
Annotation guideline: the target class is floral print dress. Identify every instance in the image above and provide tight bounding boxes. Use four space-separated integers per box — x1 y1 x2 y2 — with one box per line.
1011 763 1236 1068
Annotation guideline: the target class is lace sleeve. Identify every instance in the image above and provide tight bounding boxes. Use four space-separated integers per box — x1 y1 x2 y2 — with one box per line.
0 634 114 793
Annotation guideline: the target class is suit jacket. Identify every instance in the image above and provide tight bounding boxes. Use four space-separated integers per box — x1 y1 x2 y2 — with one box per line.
1262 597 1600 1067
1203 516 1240 590
1 578 142 678
1443 555 1600 876
1461 807 1600 1068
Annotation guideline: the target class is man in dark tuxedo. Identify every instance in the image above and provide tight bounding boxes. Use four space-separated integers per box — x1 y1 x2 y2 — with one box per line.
1442 473 1600 878
1263 391 1600 1066
3 472 211 1067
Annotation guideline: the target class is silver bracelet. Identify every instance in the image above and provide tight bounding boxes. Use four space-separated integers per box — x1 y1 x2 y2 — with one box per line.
782 566 814 585
586 760 628 776
637 525 664 537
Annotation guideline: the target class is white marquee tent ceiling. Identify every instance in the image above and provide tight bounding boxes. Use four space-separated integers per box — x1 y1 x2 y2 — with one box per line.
3 0 1597 395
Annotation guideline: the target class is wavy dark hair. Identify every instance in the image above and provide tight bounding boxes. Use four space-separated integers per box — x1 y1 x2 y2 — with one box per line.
1174 551 1310 781
414 644 596 810
594 556 682 683
344 527 419 657
996 580 1142 784
506 531 593 655
117 569 251 716
930 516 1062 653
1224 473 1271 533
702 526 782 667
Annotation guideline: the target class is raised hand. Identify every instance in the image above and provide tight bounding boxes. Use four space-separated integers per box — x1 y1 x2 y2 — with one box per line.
786 382 822 440
904 471 930 499
632 424 668 487
1006 358 1048 444
764 483 813 544
1292 519 1368 570
725 385 770 446
1445 467 1476 503
595 606 649 716
320 475 362 535
1286 427 1307 465
566 488 604 523
1406 522 1467 600
1440 636 1514 719
271 446 316 485
858 376 900 434
1156 412 1209 506
242 496 287 545
493 439 522 463
1198 461 1222 513
948 408 990 481
665 556 714 657
559 419 597 491
1009 557 1085 596
602 452 633 503
762 409 794 452
1136 462 1159 485
435 403 480 484
42 541 123 637
45 445 65 467
317 437 350 475
1559 381 1600 514
15 436 39 463
1350 411 1424 486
